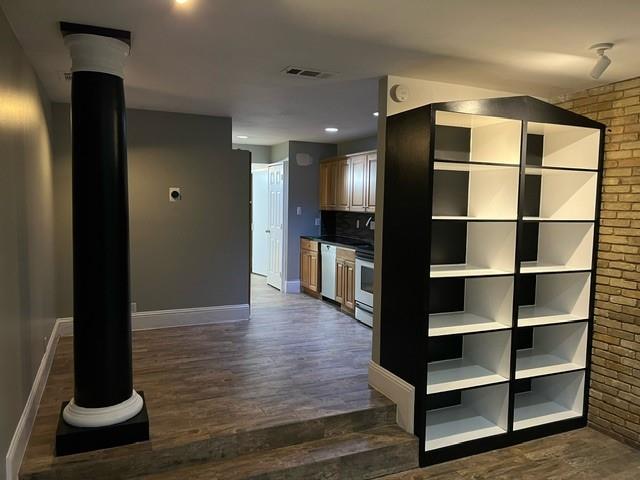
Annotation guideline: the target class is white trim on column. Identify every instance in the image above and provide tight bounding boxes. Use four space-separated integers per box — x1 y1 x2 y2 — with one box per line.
63 390 144 428
64 33 130 78
368 360 415 434
5 320 62 480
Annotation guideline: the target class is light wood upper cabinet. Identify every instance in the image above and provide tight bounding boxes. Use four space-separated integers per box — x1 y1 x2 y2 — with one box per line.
319 151 376 213
350 154 367 212
366 152 377 212
335 158 351 211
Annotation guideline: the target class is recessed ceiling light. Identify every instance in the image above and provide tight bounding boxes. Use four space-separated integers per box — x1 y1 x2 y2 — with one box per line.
325 127 339 133
373 112 379 117
237 135 249 139
176 0 189 4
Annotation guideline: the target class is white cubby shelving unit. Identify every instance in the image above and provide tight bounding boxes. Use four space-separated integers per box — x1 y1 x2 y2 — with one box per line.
426 383 509 451
514 370 585 430
381 96 603 466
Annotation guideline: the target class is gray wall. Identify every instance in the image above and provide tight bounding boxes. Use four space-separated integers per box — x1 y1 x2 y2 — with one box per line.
270 142 289 163
286 141 336 280
0 9 56 478
233 143 270 164
337 135 377 156
52 104 250 316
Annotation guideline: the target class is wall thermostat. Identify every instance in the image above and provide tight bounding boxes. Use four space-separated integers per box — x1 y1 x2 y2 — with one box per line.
169 187 181 202
390 84 409 103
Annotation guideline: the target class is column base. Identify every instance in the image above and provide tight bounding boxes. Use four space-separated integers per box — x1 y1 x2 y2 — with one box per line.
56 391 149 456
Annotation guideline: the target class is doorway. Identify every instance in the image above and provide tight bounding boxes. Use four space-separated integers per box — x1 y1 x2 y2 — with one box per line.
251 166 269 276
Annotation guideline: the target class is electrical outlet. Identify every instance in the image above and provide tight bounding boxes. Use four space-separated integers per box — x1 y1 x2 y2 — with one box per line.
169 187 181 202
296 206 302 215
314 217 321 226
356 219 361 229
369 220 375 230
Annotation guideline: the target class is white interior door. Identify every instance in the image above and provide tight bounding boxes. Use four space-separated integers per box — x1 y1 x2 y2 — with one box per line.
267 163 284 290
251 168 269 276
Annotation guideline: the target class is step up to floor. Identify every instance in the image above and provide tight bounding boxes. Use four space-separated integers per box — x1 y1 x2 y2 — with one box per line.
141 425 418 480
20 403 417 479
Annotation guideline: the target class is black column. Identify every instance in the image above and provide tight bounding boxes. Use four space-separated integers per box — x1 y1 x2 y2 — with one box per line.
71 70 132 408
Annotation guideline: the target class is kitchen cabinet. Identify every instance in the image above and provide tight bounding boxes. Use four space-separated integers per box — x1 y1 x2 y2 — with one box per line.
319 150 376 213
336 247 356 313
300 238 319 296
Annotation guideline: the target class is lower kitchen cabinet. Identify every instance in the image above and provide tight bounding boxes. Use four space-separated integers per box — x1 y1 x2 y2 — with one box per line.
336 247 356 313
300 238 319 296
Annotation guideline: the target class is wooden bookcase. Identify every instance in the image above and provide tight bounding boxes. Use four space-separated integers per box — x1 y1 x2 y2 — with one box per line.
379 96 604 466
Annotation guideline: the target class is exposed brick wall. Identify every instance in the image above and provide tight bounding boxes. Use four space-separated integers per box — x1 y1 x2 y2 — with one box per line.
554 77 640 448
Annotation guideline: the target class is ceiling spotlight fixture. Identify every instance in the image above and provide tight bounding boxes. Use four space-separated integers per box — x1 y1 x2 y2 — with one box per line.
373 112 379 117
589 43 614 79
324 127 339 133
236 135 249 139
176 0 189 4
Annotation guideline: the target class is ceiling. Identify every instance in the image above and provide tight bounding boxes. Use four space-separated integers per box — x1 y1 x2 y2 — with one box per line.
2 0 639 145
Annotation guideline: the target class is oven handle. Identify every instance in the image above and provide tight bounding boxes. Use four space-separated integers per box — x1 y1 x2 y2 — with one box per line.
356 301 373 314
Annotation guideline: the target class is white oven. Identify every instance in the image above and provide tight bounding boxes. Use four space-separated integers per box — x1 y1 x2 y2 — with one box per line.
355 254 374 327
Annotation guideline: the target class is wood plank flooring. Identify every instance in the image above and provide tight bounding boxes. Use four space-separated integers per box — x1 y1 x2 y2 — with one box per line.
382 427 640 480
20 275 390 478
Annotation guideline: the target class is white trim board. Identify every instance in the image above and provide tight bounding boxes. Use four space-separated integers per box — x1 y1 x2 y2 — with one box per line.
5 303 249 479
5 320 61 480
58 304 250 336
368 360 415 433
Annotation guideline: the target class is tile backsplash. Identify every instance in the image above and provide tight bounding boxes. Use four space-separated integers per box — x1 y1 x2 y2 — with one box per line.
321 211 375 244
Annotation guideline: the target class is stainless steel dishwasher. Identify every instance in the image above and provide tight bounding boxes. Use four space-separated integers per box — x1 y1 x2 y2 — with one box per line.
321 243 337 300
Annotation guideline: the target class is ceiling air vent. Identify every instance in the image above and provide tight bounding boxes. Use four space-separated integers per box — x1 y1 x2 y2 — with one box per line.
282 66 334 79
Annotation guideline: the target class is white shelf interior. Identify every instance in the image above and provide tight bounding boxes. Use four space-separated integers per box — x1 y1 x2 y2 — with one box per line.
514 370 585 430
426 383 509 451
430 221 516 278
516 322 588 379
434 162 519 220
435 111 522 165
527 122 600 170
518 272 591 327
428 330 511 394
429 276 513 336
526 168 598 221
521 222 594 274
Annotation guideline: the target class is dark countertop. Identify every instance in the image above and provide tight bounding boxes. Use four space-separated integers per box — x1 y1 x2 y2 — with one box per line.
301 235 374 255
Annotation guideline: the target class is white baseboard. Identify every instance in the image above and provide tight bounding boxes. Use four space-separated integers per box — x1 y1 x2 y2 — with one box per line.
58 303 250 336
5 303 249 479
285 280 300 294
368 360 415 434
6 320 61 480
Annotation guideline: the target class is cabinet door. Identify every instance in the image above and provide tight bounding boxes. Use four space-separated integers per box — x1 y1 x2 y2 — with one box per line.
344 260 356 310
350 154 367 212
300 250 309 288
308 252 319 292
320 162 335 210
366 152 377 212
335 260 345 303
335 158 351 211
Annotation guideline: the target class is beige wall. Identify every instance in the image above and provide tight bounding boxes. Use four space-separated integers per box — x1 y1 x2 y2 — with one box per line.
52 104 250 316
0 9 56 478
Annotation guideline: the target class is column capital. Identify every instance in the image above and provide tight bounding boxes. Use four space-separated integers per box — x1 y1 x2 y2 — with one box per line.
64 33 130 78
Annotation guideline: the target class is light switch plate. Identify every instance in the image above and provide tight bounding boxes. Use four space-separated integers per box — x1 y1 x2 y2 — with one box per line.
296 206 302 215
315 218 321 226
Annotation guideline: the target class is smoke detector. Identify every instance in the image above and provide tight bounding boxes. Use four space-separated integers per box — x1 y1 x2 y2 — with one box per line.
282 66 335 79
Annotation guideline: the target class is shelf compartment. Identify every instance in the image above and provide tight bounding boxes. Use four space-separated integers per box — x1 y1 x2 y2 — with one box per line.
520 222 594 274
523 168 597 221
433 162 519 220
425 383 508 451
429 276 513 336
427 330 511 394
518 272 590 327
527 122 600 170
435 111 522 165
515 322 588 379
430 221 516 278
514 370 585 430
